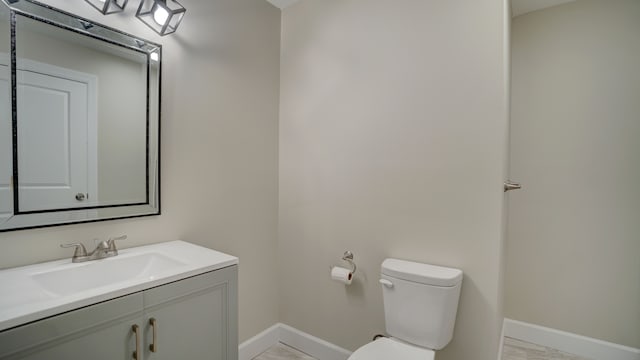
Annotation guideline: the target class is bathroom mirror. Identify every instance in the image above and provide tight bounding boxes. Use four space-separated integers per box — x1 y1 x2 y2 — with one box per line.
0 0 161 231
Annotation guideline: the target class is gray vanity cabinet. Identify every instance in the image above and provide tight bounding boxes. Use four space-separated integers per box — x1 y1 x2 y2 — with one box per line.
143 265 238 360
0 265 238 360
0 293 144 360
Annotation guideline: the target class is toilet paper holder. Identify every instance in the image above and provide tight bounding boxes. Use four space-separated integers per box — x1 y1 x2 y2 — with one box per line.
329 251 357 274
329 251 357 285
339 250 357 275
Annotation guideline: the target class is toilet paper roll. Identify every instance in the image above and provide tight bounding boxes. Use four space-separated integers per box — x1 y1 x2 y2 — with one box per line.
331 266 353 285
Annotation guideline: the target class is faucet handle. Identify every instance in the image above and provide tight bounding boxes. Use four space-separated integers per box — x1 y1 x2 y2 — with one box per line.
60 243 88 258
95 240 110 250
107 235 127 252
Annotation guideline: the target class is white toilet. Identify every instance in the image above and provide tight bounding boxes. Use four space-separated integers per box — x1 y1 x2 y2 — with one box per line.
348 258 463 360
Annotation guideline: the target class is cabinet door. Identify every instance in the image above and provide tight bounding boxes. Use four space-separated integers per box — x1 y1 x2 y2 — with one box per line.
0 293 144 360
143 266 238 360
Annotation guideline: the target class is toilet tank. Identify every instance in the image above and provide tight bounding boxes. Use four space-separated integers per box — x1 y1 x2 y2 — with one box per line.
380 258 463 350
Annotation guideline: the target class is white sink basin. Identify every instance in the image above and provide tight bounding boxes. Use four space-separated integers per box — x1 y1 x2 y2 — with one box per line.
32 253 186 296
0 240 238 331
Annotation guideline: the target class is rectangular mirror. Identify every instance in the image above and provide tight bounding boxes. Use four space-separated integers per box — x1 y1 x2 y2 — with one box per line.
0 0 161 231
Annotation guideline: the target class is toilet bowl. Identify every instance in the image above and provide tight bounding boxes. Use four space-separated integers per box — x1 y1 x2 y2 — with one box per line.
347 258 463 360
348 337 434 360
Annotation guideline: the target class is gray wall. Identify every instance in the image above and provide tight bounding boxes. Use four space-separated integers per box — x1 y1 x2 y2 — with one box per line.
278 1 510 359
507 0 640 348
0 0 281 343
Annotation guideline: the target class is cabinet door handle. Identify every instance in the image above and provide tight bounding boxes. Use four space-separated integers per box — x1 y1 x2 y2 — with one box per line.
149 318 158 352
132 324 141 360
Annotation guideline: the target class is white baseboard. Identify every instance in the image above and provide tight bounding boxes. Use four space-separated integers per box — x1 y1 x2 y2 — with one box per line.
503 319 640 360
239 323 352 360
239 323 281 360
279 323 352 360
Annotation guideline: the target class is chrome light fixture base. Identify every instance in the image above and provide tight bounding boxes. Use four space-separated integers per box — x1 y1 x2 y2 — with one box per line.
85 0 128 15
136 0 186 36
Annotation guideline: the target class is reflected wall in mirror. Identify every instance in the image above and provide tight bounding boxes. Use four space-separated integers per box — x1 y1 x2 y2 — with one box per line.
0 0 161 231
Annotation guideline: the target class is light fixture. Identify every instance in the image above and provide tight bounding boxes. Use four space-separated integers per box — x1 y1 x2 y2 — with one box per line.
85 0 128 15
136 0 186 36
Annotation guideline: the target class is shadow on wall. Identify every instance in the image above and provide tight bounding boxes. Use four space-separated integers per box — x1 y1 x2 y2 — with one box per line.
436 275 497 359
342 268 367 307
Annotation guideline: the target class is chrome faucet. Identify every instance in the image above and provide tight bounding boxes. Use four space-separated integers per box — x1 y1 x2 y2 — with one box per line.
61 235 127 263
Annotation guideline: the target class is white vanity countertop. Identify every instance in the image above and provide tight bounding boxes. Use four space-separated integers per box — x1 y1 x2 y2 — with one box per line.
0 240 238 332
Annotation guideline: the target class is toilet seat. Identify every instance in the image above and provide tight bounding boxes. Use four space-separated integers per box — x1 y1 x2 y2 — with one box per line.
348 337 435 360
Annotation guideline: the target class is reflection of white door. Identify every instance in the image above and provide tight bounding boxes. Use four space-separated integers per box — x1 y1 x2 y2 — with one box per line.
17 71 87 211
16 61 97 212
0 65 11 220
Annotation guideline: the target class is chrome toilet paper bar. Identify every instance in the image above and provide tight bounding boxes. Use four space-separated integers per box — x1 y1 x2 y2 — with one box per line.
341 251 356 275
329 251 358 285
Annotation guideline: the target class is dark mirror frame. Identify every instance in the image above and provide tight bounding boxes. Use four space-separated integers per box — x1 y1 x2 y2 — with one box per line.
0 0 161 232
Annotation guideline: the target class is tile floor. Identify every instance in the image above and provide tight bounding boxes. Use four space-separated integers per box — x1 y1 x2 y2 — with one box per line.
502 337 591 360
252 337 592 360
252 343 317 360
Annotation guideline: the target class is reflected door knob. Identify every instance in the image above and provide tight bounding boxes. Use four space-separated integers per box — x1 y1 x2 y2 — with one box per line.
75 193 86 201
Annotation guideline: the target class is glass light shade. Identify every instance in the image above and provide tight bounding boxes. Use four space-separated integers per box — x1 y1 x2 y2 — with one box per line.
84 0 127 15
136 0 186 36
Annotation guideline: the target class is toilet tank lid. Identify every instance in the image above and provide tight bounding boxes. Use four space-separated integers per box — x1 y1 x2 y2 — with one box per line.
381 258 463 287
